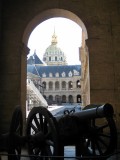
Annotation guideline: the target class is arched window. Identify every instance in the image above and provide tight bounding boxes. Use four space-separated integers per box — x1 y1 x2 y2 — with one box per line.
43 95 46 100
55 81 59 90
49 95 53 101
68 95 73 103
62 95 66 103
49 57 51 61
77 95 82 103
68 81 73 90
49 81 53 90
55 95 61 104
76 80 81 88
62 81 66 90
42 81 46 89
48 95 53 105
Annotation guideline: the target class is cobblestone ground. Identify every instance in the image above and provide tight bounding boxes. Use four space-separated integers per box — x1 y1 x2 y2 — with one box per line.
20 147 120 160
64 147 120 160
0 147 120 160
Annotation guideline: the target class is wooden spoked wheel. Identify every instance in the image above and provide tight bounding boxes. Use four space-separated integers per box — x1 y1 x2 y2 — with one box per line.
83 116 117 159
8 105 23 160
26 106 58 160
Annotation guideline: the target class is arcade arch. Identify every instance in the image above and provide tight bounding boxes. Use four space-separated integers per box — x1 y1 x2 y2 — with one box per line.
23 9 90 114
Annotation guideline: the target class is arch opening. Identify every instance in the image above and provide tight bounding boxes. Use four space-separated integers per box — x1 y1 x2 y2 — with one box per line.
23 9 90 116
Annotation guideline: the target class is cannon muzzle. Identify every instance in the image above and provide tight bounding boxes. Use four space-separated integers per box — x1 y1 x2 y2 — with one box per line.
72 103 114 119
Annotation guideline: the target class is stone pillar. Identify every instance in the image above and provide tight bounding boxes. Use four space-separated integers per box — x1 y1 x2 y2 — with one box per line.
59 79 62 91
73 95 76 103
0 0 2 49
20 43 29 132
72 80 75 90
80 45 90 107
53 81 55 91
65 94 67 103
45 81 49 91
66 81 69 90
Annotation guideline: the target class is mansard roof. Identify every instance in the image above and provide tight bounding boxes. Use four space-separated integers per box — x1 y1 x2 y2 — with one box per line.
27 52 43 65
27 64 81 78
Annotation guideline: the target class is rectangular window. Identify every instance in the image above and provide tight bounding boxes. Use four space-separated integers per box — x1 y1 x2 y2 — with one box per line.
49 57 51 61
55 57 57 61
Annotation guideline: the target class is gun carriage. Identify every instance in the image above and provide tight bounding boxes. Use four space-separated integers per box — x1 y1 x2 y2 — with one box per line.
0 103 117 160
26 103 117 159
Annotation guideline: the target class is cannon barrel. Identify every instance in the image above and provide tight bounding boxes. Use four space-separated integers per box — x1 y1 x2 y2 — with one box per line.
72 103 114 119
55 103 114 121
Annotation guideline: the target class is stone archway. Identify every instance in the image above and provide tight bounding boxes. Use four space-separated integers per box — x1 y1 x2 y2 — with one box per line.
22 9 90 113
22 9 88 45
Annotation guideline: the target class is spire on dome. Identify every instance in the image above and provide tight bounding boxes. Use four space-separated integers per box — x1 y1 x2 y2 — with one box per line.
43 28 67 66
51 27 57 45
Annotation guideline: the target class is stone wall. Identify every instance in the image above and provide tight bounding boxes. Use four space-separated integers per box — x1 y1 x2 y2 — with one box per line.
0 1 120 145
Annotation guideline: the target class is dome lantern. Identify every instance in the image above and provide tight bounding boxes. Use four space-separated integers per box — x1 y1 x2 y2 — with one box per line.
43 29 67 66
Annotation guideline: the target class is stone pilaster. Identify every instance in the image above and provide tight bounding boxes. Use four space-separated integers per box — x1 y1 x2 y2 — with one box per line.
20 43 29 132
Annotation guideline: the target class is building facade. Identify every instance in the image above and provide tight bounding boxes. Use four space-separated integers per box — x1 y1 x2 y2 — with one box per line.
27 31 81 109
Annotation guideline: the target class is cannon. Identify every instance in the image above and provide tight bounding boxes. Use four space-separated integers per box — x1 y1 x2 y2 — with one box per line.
26 103 117 160
0 104 117 159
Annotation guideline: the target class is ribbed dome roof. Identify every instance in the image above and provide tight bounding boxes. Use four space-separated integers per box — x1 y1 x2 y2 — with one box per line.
43 30 67 66
45 45 64 55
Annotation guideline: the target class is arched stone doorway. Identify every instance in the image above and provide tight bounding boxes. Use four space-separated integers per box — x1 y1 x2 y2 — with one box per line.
1 0 119 146
22 8 89 115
